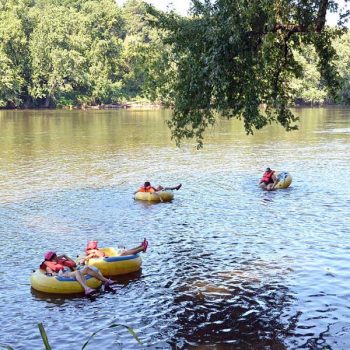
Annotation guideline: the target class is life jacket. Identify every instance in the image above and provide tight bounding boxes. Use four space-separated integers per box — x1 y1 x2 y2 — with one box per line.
40 258 76 273
85 240 105 258
139 185 155 193
261 170 275 183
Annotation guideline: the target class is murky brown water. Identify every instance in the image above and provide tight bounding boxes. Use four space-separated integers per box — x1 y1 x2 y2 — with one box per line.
0 108 350 349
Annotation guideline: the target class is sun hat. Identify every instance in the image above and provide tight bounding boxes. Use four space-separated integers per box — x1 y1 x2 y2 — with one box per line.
44 251 56 260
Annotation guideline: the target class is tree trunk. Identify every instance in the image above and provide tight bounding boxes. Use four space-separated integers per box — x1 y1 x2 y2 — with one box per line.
44 95 51 108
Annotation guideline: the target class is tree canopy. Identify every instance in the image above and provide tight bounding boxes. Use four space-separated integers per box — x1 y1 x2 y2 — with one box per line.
149 0 349 147
0 0 167 108
1 0 350 148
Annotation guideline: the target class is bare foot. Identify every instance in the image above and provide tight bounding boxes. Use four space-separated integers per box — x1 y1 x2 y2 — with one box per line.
142 238 149 253
104 279 115 287
85 287 94 296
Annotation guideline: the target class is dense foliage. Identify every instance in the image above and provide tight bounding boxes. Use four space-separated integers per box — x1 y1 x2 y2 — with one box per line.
1 0 350 146
149 0 350 147
0 0 168 108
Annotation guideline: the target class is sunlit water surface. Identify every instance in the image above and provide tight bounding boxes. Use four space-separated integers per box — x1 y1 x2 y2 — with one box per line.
0 108 350 349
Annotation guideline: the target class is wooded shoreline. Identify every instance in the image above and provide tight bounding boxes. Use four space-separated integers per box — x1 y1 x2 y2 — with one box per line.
1 0 350 114
0 102 165 111
0 101 344 111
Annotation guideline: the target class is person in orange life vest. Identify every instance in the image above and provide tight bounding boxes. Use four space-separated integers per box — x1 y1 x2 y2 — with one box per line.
134 181 182 194
259 167 279 191
41 251 115 295
80 239 149 264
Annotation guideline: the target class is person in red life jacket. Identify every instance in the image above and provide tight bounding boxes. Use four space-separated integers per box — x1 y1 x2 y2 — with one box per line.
80 239 149 264
135 181 182 194
41 251 115 295
259 167 279 191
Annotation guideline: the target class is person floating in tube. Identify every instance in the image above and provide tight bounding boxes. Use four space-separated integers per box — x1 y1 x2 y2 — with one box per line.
259 167 279 191
41 251 114 295
134 181 182 194
80 239 148 264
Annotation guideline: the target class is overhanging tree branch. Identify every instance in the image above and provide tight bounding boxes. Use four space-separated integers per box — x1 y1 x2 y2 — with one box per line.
148 0 346 147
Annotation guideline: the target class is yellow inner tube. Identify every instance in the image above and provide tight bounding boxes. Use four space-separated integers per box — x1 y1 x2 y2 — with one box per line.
274 171 292 189
30 268 102 294
78 247 142 277
134 191 174 202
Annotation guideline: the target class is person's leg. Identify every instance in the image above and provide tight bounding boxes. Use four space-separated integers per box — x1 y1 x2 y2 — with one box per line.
80 266 114 286
259 182 267 190
119 238 148 256
266 183 275 191
271 173 279 184
164 184 182 191
64 270 94 295
119 247 141 256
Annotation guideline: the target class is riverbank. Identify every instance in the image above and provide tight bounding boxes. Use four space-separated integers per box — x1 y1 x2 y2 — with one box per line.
79 101 164 110
0 101 165 111
1 100 345 111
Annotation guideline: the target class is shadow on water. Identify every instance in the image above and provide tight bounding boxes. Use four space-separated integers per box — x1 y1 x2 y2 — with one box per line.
111 269 143 286
133 199 175 209
169 274 294 349
159 239 296 349
259 187 295 205
31 288 95 304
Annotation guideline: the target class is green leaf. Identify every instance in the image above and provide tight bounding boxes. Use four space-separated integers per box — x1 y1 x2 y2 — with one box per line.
148 0 345 147
81 322 141 350
0 344 15 350
38 323 52 350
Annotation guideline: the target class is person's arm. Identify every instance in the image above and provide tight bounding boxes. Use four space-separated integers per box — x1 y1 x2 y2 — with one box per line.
58 254 77 269
58 254 74 262
271 173 279 188
46 266 54 275
258 173 265 184
259 175 265 184
81 252 94 263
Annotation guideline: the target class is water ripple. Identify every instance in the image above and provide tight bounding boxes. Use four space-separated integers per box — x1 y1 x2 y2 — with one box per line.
0 109 350 349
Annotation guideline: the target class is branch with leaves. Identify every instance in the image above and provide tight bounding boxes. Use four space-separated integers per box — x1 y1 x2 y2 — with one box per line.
148 0 348 148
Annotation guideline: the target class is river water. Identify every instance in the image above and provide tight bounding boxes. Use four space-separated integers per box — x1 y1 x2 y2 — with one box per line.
0 108 349 349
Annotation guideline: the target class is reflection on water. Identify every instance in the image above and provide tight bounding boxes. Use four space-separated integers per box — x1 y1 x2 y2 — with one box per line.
315 127 350 134
0 108 350 349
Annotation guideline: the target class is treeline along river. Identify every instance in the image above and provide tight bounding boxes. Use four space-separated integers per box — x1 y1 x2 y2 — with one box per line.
0 108 350 349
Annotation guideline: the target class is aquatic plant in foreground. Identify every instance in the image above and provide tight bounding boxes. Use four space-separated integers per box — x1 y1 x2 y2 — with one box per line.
0 322 141 349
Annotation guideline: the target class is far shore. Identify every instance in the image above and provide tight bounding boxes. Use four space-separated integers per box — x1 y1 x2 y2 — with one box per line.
79 102 165 110
0 102 165 111
2 102 350 112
